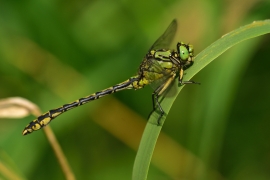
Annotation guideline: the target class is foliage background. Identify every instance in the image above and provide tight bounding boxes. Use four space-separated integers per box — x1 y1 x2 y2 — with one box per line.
0 0 270 179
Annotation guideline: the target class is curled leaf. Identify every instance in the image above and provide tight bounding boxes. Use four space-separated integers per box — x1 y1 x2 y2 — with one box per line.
0 97 41 118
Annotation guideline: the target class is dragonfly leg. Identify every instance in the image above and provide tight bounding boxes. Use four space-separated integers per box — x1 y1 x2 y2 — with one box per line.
150 75 175 125
151 92 164 125
178 68 200 85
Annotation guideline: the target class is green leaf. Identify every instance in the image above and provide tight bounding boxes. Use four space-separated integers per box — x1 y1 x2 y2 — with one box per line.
132 20 270 180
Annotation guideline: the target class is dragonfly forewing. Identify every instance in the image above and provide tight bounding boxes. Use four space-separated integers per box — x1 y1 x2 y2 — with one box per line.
150 19 177 51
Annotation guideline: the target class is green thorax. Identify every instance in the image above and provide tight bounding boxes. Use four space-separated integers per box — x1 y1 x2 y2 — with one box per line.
135 49 178 88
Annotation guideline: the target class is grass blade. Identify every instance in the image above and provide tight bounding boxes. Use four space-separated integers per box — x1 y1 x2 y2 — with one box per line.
132 20 270 180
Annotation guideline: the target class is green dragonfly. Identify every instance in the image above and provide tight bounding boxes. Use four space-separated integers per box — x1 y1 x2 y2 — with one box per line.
22 19 198 135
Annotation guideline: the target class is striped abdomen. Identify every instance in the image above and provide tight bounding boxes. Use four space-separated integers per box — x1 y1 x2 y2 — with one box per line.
22 76 140 135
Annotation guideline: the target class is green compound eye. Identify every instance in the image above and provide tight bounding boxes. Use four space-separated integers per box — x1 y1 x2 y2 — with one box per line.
179 45 189 61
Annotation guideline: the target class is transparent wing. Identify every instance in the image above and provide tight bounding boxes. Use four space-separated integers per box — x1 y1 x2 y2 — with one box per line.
146 58 174 90
147 58 177 99
146 58 166 74
149 19 177 51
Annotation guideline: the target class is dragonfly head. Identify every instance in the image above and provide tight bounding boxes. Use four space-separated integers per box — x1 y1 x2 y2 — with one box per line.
177 42 194 69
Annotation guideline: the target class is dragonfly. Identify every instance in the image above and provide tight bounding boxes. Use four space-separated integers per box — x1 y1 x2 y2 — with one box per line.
22 19 198 135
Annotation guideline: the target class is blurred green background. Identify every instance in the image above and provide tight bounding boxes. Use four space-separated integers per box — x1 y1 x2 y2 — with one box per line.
0 0 270 179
